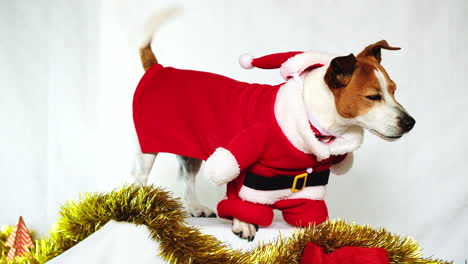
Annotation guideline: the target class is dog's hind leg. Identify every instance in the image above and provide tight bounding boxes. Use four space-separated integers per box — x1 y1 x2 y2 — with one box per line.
176 155 216 217
132 152 157 185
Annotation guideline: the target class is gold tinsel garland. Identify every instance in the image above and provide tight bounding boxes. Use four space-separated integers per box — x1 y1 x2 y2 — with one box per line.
0 185 451 264
0 226 13 262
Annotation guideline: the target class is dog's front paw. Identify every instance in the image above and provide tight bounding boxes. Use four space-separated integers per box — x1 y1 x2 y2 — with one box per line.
204 148 240 185
232 218 258 242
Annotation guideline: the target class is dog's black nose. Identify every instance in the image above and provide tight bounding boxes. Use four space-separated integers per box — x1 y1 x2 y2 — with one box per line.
399 114 416 132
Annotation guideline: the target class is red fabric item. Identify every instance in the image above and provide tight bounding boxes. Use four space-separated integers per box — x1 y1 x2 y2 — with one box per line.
274 199 328 227
217 198 275 226
300 243 390 264
133 64 277 160
251 51 303 69
217 198 328 227
133 64 342 178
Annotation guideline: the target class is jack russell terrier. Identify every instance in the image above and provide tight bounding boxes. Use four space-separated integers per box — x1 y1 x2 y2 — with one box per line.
132 17 415 242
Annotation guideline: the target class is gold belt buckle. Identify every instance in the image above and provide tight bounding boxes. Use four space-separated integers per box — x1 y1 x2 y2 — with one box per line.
291 173 308 192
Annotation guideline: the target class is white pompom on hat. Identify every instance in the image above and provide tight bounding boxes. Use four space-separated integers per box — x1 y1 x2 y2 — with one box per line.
238 53 255 69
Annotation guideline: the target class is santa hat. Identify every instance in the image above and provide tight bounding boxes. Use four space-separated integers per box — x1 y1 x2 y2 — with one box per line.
239 51 333 80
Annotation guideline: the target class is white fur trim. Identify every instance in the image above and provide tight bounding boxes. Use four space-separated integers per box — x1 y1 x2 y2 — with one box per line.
239 185 326 205
274 80 330 160
280 51 334 79
239 53 254 69
330 152 354 175
204 148 240 185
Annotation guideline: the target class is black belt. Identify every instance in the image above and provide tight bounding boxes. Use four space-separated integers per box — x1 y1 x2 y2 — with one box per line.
243 170 330 192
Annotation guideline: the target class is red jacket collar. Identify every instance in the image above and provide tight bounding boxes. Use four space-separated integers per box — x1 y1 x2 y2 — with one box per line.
309 122 335 144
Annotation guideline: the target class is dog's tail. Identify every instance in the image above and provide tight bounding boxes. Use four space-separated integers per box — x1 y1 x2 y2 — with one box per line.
139 8 178 71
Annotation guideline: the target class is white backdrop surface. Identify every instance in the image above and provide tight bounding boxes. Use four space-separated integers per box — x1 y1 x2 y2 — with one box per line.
1 0 467 262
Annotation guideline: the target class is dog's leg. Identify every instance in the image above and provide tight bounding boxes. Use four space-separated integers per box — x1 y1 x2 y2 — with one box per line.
132 152 157 185
176 155 216 217
232 218 258 242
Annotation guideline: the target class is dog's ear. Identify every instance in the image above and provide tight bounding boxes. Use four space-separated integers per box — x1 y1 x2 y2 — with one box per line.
324 53 357 89
358 40 400 62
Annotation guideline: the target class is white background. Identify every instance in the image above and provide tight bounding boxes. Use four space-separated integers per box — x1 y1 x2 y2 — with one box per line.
1 0 467 262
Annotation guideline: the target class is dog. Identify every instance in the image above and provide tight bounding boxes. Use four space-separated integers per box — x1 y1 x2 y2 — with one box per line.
131 17 415 241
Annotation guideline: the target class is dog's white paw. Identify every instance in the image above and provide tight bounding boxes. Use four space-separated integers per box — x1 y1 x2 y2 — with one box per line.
187 202 216 218
232 218 258 242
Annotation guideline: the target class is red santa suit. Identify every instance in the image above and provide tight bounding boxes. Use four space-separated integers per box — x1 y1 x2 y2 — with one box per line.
133 51 362 227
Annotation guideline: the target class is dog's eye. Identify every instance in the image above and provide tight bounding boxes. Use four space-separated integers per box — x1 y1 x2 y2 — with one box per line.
365 94 382 101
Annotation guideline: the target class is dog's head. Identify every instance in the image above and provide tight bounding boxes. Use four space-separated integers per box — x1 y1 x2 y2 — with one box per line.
323 40 415 140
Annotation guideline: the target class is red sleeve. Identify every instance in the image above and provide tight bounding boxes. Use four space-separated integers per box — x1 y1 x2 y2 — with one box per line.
204 122 271 185
224 122 270 171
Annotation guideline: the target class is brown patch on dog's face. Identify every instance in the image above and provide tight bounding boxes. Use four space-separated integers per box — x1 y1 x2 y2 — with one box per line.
324 40 415 139
326 56 384 118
